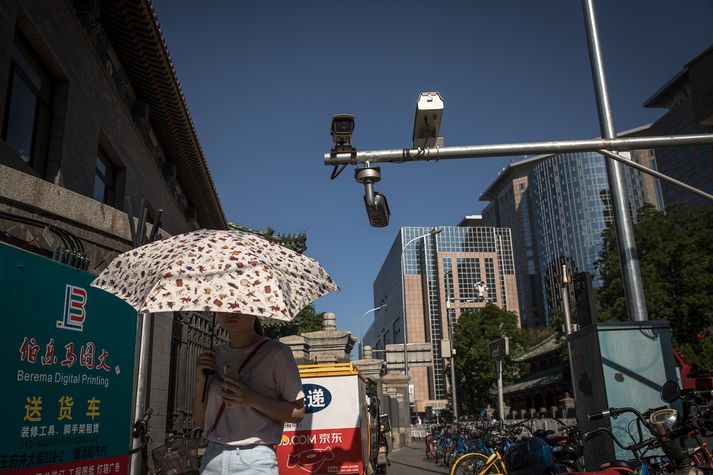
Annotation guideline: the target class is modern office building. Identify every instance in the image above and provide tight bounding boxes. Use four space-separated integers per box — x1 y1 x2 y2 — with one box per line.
644 45 713 208
481 156 546 328
481 136 663 324
364 225 519 418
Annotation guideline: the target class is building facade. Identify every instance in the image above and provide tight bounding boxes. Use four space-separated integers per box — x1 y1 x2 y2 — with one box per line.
528 150 662 317
644 45 713 208
481 157 545 328
0 0 226 447
365 225 519 418
482 132 663 325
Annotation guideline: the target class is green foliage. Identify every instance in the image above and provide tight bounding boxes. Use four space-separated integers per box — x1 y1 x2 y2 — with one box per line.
452 303 531 415
596 204 713 372
263 304 324 339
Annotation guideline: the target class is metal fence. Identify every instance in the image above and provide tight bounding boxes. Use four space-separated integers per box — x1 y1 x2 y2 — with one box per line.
166 312 228 435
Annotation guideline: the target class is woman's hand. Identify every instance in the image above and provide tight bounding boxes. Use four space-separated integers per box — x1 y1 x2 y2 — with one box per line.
221 375 259 407
195 349 216 381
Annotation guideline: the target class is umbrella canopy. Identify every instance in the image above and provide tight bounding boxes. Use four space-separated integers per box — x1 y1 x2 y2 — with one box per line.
91 229 339 320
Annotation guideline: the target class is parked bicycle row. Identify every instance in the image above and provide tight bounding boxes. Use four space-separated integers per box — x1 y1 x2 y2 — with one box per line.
422 380 713 475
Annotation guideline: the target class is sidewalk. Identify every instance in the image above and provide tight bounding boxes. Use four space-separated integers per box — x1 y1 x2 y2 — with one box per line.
385 444 450 475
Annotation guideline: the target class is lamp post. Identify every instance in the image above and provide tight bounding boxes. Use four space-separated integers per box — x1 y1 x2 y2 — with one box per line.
400 228 442 377
444 298 478 422
359 304 387 358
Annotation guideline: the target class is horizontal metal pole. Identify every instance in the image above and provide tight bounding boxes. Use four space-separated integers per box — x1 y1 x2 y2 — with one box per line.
599 149 713 202
323 133 713 165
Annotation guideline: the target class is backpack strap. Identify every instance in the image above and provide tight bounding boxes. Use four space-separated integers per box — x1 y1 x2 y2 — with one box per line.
206 339 270 435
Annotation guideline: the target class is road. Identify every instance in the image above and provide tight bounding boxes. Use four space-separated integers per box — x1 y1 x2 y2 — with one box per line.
386 444 449 475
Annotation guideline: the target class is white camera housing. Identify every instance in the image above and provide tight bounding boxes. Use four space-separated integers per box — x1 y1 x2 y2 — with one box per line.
412 91 444 149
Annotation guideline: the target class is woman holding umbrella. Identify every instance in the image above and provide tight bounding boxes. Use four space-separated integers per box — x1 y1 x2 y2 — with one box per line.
91 229 339 474
193 311 305 474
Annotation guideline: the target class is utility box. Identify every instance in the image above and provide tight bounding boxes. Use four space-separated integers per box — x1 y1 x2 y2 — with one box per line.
568 321 679 470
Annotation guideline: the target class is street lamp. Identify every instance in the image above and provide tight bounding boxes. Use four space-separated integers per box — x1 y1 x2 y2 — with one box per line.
444 297 477 422
359 304 387 358
400 228 442 377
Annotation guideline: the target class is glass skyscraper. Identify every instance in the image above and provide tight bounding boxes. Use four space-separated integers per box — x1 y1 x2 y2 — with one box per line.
528 151 653 317
366 226 518 417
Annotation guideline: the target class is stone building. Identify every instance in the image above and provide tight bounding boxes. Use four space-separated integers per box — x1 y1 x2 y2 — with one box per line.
0 0 226 446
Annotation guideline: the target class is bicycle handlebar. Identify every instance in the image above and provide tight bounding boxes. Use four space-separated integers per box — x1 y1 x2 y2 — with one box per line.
588 406 646 423
582 426 654 453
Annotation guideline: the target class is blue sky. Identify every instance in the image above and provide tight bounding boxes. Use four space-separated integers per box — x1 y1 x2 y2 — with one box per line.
152 0 713 343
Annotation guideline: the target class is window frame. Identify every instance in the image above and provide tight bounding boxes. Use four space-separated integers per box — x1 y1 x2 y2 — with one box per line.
1 32 54 175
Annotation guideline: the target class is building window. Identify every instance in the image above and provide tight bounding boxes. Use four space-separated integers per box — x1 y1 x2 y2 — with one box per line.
2 32 53 174
93 149 116 205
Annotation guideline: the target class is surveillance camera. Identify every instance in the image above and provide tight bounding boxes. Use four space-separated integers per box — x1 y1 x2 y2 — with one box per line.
412 92 444 149
365 191 390 227
355 166 390 227
331 114 356 152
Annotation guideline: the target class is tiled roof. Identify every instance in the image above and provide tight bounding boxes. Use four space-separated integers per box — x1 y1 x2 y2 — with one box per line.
100 0 227 229
502 366 563 395
512 334 563 362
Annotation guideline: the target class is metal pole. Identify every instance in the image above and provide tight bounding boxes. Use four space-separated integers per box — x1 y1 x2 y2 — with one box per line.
445 299 471 422
359 305 386 358
561 265 573 334
323 133 713 165
582 0 647 321
450 351 459 422
497 359 504 420
130 312 152 475
599 149 713 202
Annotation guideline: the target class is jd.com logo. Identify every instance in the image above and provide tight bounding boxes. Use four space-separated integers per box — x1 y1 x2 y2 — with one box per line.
56 284 87 332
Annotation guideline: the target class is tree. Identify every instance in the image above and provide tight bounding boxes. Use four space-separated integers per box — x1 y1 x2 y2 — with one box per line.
452 303 530 416
263 304 325 339
596 204 713 372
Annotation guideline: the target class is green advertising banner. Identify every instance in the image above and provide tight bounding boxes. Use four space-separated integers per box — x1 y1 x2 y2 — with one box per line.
0 243 137 475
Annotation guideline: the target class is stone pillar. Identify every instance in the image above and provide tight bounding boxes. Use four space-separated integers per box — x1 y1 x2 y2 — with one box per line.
299 312 356 363
352 346 386 384
279 335 309 364
382 372 411 449
559 392 576 418
323 312 337 331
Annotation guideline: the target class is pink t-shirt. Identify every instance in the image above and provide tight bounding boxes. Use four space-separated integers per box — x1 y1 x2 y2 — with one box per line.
203 338 304 446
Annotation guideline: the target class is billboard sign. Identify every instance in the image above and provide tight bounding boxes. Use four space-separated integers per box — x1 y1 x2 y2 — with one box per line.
0 243 137 475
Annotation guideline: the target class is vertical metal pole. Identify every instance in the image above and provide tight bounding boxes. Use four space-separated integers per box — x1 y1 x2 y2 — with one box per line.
497 359 504 420
582 0 648 321
450 351 459 422
561 265 573 334
400 246 409 376
130 312 152 475
446 305 460 422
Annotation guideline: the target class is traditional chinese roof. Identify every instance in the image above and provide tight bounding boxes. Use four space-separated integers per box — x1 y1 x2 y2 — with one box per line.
228 223 307 253
98 0 227 229
512 334 563 363
502 366 563 395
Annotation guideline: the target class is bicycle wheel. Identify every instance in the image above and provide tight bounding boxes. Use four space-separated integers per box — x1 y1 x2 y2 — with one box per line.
450 452 499 475
425 435 436 460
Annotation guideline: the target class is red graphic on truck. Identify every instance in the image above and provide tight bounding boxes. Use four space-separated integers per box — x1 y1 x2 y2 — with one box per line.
287 446 335 472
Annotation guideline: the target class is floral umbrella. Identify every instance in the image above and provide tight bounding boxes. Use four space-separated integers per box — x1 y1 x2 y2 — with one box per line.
91 229 339 320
